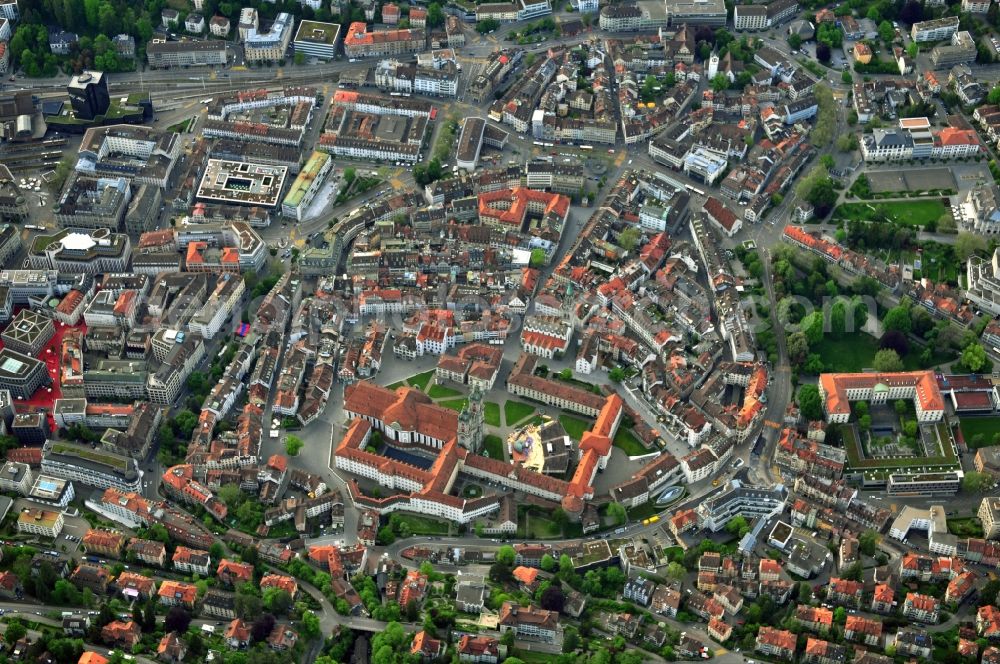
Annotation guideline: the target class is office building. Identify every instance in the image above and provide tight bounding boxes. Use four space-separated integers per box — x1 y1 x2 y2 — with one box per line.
67 71 110 121
0 348 48 399
244 12 294 63
146 39 227 68
293 20 341 60
1 309 53 356
54 174 131 230
281 151 332 221
17 509 63 538
41 440 142 492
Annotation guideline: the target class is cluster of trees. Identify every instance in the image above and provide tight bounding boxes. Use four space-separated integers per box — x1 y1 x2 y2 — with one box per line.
8 24 60 77
795 165 838 218
476 18 500 34
157 408 200 465
412 158 445 187
217 484 267 532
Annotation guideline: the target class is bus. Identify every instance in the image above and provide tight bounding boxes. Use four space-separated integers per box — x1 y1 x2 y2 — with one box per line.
649 515 660 524
200 98 213 104
580 145 593 151
684 183 706 196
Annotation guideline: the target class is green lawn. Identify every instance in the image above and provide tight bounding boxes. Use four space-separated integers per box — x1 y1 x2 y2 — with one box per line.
947 517 984 538
613 428 648 456
462 484 484 498
810 332 953 374
439 398 469 412
392 514 451 536
559 415 591 441
428 383 463 399
832 199 950 228
483 434 505 461
484 402 501 427
959 416 1000 448
407 370 435 391
385 381 405 390
504 400 536 425
626 501 662 522
810 333 881 373
516 511 563 539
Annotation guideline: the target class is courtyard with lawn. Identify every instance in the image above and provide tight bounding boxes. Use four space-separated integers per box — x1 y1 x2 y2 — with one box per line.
483 434 505 460
959 416 1000 448
484 402 501 427
613 427 648 456
832 199 950 229
809 332 953 374
504 400 536 426
559 414 591 441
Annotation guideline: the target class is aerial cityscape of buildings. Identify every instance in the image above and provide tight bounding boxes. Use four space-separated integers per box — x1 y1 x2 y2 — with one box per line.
3 0 1000 663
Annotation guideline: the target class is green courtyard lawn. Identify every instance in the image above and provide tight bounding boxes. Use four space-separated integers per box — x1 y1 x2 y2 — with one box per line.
613 427 648 456
439 398 468 412
428 383 463 399
809 332 954 374
959 416 1000 448
504 400 536 426
832 199 950 229
810 334 881 373
947 517 984 538
484 402 501 427
483 434 505 460
516 508 566 539
559 415 591 441
407 370 435 390
392 514 451 536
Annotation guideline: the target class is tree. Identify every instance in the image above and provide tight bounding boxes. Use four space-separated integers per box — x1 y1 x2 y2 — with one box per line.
873 349 904 372
235 592 263 619
800 310 824 344
833 606 847 624
725 515 750 538
883 306 912 334
979 579 1000 607
4 620 25 646
251 614 276 643
798 582 812 603
300 611 321 639
540 554 556 572
262 588 292 615
841 70 853 85
797 385 823 421
666 562 686 582
539 584 565 612
489 562 513 585
859 414 872 431
476 18 500 34
293 52 305 66
427 3 445 28
859 530 879 556
618 226 641 252
606 502 627 525
880 330 909 357
878 21 895 43
164 606 191 634
496 545 516 566
963 471 995 493
609 366 626 382
961 343 989 373
816 42 831 63
710 73 729 92
788 33 802 50
956 232 988 260
285 435 304 456
174 409 199 438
